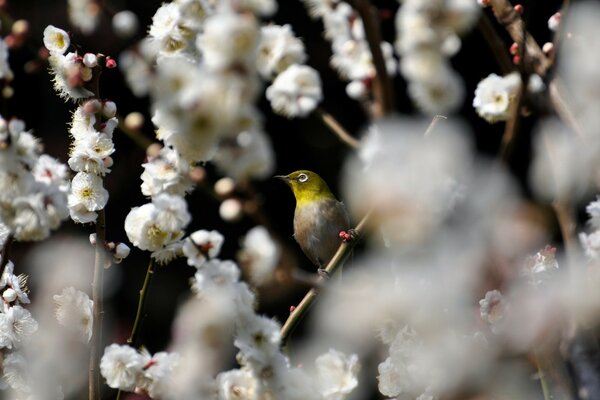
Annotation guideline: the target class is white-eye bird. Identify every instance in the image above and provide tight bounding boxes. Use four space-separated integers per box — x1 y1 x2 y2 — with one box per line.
275 170 351 274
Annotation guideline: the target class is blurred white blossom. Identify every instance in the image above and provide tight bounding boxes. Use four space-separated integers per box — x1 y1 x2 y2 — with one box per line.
53 286 93 342
266 64 322 118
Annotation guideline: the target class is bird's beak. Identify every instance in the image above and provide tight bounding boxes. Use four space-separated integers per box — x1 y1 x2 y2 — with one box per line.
274 175 290 182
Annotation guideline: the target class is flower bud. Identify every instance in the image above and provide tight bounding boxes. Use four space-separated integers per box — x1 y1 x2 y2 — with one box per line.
83 53 98 68
220 198 243 222
3 288 17 302
102 101 117 118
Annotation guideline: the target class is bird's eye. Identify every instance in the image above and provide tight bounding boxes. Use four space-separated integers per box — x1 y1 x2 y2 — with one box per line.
297 173 308 183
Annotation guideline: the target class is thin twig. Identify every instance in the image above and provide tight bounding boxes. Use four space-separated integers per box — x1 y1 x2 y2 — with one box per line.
114 258 157 400
89 209 107 400
346 0 395 116
127 258 156 348
423 115 447 137
316 107 361 149
280 211 371 345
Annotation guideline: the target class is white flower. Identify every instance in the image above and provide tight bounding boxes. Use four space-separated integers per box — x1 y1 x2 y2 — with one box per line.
68 0 100 34
408 70 465 115
32 154 69 191
137 351 179 399
473 72 521 123
124 202 185 252
68 172 108 223
479 290 506 333
0 262 29 305
377 356 403 397
199 13 259 70
152 193 191 233
238 226 280 286
580 232 600 260
140 146 193 197
43 25 70 54
216 368 258 400
212 130 275 181
112 10 139 39
523 245 559 278
266 64 322 118
315 349 360 400
151 240 184 265
182 230 224 267
191 259 240 294
53 286 94 342
0 305 38 349
100 344 146 391
257 24 306 79
68 131 115 175
113 243 131 263
47 51 94 100
234 315 281 368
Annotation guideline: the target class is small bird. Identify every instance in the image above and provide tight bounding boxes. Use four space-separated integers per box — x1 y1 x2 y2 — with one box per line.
275 170 351 275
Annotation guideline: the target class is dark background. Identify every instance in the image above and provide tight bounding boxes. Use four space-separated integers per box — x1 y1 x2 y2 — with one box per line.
1 0 566 395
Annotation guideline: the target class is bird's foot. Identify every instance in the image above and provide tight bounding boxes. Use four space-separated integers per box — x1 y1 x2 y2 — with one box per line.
317 268 330 280
338 229 358 243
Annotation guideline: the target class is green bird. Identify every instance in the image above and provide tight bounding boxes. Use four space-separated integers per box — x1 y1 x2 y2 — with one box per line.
276 170 351 275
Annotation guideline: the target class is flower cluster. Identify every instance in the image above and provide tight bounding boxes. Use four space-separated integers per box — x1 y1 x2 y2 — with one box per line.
300 0 397 102
66 99 116 223
124 193 191 264
0 117 69 241
100 344 179 398
0 260 48 399
395 0 479 114
44 25 95 100
166 232 360 400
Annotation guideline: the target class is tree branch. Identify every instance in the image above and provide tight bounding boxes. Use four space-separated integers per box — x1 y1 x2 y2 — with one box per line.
280 211 371 345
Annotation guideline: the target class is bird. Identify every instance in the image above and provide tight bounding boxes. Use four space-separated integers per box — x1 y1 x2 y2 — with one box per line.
275 170 351 276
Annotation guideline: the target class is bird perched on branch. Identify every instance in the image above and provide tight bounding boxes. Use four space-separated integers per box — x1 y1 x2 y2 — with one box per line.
276 170 352 276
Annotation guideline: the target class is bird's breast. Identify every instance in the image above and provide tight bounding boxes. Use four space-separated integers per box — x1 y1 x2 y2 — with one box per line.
293 199 350 267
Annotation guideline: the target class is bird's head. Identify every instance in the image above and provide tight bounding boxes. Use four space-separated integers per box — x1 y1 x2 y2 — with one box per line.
275 170 336 205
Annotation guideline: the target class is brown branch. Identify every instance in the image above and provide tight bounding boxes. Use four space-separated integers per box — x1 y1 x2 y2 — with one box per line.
280 211 371 345
499 82 524 162
346 0 395 116
478 13 514 75
489 0 552 77
89 209 107 400
316 107 361 149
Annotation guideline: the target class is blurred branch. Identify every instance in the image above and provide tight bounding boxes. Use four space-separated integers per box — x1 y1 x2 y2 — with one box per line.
127 258 156 347
0 234 13 278
534 346 573 400
478 13 514 75
548 79 585 141
280 211 371 346
346 0 395 116
316 107 361 149
489 0 551 77
117 117 154 150
90 209 107 400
